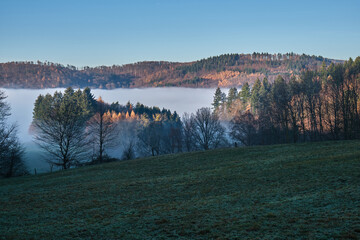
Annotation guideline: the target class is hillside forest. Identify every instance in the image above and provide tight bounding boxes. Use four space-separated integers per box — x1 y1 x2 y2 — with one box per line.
0 53 342 89
217 57 360 145
0 56 359 177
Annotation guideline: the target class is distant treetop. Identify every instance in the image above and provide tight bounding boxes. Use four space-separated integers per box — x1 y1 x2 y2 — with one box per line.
0 53 347 89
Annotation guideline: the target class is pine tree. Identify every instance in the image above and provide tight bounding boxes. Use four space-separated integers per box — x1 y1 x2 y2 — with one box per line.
239 82 251 103
250 79 261 112
227 87 238 109
212 87 223 110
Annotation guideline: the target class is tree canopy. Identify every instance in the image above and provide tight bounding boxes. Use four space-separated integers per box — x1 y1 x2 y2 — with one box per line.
32 87 96 169
222 57 360 145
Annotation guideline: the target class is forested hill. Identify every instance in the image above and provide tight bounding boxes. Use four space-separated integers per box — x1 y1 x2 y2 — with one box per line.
0 53 344 89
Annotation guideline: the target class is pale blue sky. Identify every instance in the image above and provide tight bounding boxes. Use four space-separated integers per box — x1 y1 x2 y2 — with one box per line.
1 0 359 67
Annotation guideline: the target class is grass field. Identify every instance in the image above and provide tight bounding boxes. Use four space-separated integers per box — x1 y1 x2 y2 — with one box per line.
1 140 360 239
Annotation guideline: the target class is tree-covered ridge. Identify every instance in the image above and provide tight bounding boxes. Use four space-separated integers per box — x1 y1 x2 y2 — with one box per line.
177 53 335 73
214 56 360 145
0 53 343 89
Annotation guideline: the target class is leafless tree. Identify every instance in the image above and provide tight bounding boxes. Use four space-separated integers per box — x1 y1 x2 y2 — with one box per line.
0 91 27 177
182 113 196 152
0 91 10 122
164 122 183 153
87 98 119 163
137 121 163 156
231 110 258 146
122 140 136 160
0 134 26 177
33 116 89 169
191 107 227 150
117 119 139 158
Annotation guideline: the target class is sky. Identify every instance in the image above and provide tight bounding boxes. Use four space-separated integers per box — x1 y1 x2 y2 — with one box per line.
1 0 359 67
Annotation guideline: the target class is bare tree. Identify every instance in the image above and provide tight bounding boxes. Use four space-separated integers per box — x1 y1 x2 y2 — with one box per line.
117 119 139 159
137 121 163 156
231 110 258 146
87 97 119 163
191 107 226 150
165 122 183 153
182 113 196 152
136 112 183 156
0 91 27 177
0 135 26 178
122 140 136 160
0 91 10 122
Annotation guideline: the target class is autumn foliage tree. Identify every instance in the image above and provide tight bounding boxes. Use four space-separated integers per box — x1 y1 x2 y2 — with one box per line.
0 53 336 89
87 97 120 163
225 57 360 146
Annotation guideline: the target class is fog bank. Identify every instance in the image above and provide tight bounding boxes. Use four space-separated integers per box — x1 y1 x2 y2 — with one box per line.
2 87 217 172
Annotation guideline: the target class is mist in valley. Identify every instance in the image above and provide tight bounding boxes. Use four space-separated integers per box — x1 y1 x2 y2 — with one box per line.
2 87 218 173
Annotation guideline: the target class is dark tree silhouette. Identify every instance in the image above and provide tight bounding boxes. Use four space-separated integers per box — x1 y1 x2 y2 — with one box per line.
0 91 27 177
191 107 226 150
87 97 119 163
32 88 95 169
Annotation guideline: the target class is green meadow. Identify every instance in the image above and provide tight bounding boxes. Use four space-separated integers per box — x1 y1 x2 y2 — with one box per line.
1 140 360 239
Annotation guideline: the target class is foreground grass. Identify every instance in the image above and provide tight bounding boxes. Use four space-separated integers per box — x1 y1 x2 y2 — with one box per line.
1 141 360 239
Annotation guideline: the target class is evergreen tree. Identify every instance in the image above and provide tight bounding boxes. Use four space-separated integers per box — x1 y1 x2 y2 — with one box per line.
258 79 271 112
262 77 270 92
212 87 223 110
250 78 261 112
227 57 360 146
239 82 251 103
32 87 96 169
227 87 238 109
271 76 290 142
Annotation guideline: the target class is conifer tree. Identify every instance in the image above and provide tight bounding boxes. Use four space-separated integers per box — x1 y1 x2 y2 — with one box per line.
239 82 251 103
227 87 238 109
250 78 261 112
212 87 223 111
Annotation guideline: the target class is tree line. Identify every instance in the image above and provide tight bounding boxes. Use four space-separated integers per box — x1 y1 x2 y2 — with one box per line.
176 53 337 74
0 86 229 177
0 53 340 89
29 87 231 172
31 87 186 170
213 57 360 146
2 56 358 177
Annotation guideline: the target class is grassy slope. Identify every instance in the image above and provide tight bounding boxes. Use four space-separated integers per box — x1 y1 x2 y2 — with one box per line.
1 141 360 239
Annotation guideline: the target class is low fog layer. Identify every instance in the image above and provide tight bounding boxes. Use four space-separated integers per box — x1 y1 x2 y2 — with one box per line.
2 87 217 172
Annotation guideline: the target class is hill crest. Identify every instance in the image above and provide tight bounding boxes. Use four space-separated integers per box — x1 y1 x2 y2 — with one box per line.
0 53 344 89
